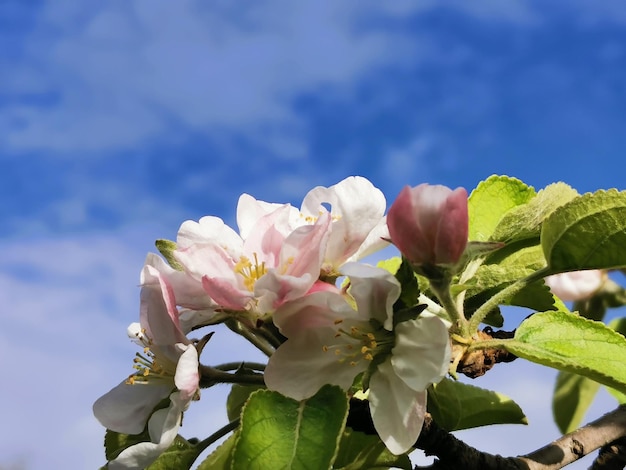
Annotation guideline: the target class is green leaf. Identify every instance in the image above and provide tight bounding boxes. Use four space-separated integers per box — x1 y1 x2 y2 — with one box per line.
393 257 420 310
468 175 536 242
502 311 626 395
105 428 151 461
541 189 626 272
491 183 578 243
552 371 601 434
196 433 238 470
376 257 402 275
147 436 202 470
155 239 184 271
428 378 527 431
232 385 349 470
333 429 411 470
227 384 266 421
485 240 547 272
465 264 555 313
605 317 626 404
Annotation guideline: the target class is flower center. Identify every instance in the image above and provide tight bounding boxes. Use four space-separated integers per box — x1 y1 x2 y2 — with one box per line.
322 319 394 367
234 253 267 291
126 329 175 385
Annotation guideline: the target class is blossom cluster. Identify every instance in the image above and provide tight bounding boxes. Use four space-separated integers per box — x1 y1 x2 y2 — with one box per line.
94 177 471 468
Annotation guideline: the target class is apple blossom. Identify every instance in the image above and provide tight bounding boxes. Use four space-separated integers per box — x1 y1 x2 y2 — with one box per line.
93 264 199 468
174 200 331 320
294 176 389 276
545 269 606 302
264 262 451 454
387 184 468 267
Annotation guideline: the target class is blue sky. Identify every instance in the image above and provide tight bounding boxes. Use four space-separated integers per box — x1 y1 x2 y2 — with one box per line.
1 1 625 468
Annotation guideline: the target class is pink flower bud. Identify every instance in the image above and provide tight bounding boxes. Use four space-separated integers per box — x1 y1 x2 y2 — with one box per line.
387 184 468 266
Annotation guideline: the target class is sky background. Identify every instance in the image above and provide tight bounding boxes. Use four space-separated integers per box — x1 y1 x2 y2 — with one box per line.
1 1 626 469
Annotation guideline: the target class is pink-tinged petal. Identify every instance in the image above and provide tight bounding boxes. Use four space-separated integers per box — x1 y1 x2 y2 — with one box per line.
242 204 293 267
272 291 356 337
139 266 187 346
92 380 172 435
281 211 330 278
435 187 469 264
174 344 199 402
237 193 296 241
178 307 222 333
177 216 240 250
545 270 605 302
387 184 468 266
202 275 252 310
369 359 427 455
411 184 450 250
175 243 241 285
301 176 387 267
387 186 427 263
391 314 451 391
108 392 186 470
144 253 214 310
254 270 315 313
341 262 400 329
264 328 367 401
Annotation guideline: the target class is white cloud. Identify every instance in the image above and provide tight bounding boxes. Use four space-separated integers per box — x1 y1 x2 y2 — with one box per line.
1 1 421 155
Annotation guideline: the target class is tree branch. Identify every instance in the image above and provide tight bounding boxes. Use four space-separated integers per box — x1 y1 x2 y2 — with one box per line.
346 401 626 470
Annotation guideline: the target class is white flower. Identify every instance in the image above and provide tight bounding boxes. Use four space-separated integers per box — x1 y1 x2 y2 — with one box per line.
174 199 330 319
545 270 606 302
93 264 199 468
294 176 389 275
264 262 451 454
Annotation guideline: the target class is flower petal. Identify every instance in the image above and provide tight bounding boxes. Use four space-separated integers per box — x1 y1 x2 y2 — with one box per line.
92 380 172 435
301 177 386 267
108 392 186 470
264 327 366 401
341 262 400 329
174 344 199 402
369 359 427 455
391 313 451 391
139 265 187 346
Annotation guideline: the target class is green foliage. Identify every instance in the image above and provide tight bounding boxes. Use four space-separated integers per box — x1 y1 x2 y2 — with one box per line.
393 257 420 310
502 311 626 395
226 384 265 422
104 430 202 470
552 371 601 434
468 175 536 241
104 428 151 461
196 433 238 470
232 385 349 470
333 429 411 470
541 189 626 272
155 238 184 271
147 436 202 470
491 183 578 243
464 264 554 313
428 378 527 431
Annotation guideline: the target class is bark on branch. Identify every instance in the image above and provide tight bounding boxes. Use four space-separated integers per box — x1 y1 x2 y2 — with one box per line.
346 402 626 469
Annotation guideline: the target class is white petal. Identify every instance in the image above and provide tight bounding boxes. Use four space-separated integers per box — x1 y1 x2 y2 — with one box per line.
391 314 451 391
301 176 386 267
264 328 366 401
369 359 427 455
174 344 199 401
108 392 185 470
341 262 400 328
92 380 172 435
